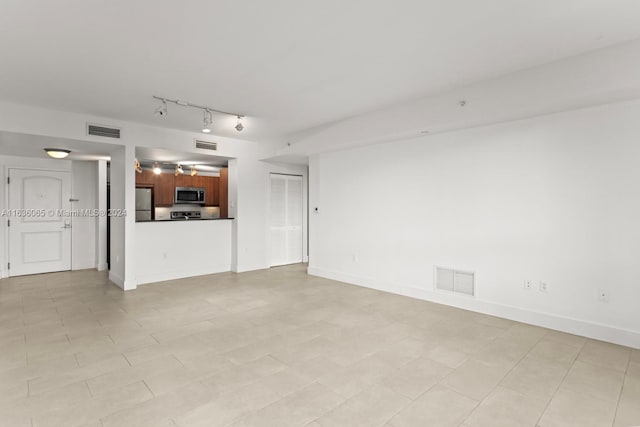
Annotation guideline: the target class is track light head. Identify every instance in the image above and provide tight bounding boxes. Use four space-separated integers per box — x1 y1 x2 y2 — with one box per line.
135 159 142 173
175 164 184 176
202 109 213 133
154 99 167 117
153 162 162 175
235 116 244 132
190 166 198 176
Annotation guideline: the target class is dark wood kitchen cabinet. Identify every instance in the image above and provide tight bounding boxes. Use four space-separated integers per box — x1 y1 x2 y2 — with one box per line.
154 173 175 207
204 177 219 206
135 170 155 186
137 170 227 210
219 167 228 218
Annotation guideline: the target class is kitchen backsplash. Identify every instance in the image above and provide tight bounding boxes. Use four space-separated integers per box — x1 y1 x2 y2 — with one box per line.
155 205 220 220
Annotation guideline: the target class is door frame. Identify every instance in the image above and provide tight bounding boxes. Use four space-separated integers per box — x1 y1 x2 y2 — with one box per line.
4 166 74 278
267 172 305 267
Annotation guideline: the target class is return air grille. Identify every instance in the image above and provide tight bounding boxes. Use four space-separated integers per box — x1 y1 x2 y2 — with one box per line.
435 266 475 296
194 139 218 151
87 124 121 139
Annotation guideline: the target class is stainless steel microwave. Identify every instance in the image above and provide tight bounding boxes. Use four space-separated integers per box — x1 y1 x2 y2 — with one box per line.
175 187 206 205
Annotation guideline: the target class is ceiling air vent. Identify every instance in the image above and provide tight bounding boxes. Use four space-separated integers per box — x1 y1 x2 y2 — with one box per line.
87 124 121 139
435 266 475 296
194 139 218 151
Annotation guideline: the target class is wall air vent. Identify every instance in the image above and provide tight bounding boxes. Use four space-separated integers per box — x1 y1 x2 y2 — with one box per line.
87 124 121 139
435 266 475 296
194 139 218 151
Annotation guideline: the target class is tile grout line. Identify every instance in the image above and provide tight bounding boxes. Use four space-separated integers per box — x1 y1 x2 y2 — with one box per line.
532 338 587 427
611 351 632 427
453 327 549 426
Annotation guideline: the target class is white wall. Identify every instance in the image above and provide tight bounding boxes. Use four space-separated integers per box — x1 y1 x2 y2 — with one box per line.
135 220 232 284
108 147 126 289
71 160 97 270
309 99 640 348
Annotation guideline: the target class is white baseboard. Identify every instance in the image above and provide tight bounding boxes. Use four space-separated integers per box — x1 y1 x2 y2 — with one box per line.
308 266 640 349
96 262 108 272
108 271 125 289
232 263 270 273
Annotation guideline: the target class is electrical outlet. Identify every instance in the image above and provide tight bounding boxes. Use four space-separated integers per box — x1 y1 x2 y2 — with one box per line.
597 288 609 302
524 279 532 290
539 281 549 293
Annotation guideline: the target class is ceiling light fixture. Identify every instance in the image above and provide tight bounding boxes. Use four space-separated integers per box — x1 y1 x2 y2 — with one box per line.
202 109 212 133
174 164 184 176
44 148 71 159
190 166 198 176
152 95 245 133
135 159 143 173
153 162 162 175
154 98 167 117
235 116 244 132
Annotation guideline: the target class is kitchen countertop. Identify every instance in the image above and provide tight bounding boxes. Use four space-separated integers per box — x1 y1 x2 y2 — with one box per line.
136 217 234 223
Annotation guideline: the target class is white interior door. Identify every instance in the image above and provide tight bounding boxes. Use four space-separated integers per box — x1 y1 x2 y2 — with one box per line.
8 169 72 276
269 174 303 267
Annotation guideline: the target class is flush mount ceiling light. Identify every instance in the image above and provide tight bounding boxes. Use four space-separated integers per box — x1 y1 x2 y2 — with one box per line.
202 110 213 133
44 148 71 159
153 162 162 175
153 95 245 133
174 164 184 176
235 116 244 132
154 98 167 117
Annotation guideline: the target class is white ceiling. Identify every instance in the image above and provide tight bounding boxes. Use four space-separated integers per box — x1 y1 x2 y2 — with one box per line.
0 131 115 161
1 1 640 141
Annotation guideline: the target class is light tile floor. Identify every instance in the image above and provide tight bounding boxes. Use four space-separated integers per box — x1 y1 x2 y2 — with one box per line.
0 265 638 427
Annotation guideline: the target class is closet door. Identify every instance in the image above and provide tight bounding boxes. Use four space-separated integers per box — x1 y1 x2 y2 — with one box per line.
269 174 303 266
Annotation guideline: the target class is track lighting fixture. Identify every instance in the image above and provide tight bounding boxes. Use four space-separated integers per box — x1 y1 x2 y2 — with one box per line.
44 148 71 159
202 109 213 133
235 116 244 132
135 159 142 173
174 164 184 176
154 98 167 117
190 166 198 176
153 162 162 175
153 95 245 133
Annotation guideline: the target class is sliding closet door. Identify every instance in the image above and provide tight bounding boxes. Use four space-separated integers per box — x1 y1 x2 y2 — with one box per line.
269 174 303 267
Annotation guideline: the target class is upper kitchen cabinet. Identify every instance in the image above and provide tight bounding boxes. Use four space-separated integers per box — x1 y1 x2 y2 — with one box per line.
154 173 175 207
204 176 219 206
135 170 155 186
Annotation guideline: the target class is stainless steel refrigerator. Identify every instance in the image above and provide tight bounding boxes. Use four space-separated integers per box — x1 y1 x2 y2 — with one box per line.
135 188 153 221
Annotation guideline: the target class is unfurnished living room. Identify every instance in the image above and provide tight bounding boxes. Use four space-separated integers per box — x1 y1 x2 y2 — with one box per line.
0 2 639 427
